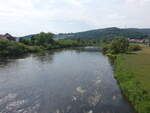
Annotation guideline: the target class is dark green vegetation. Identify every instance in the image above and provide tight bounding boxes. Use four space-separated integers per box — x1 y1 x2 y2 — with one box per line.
101 37 129 54
0 32 92 57
0 38 42 56
101 37 143 55
101 37 150 113
19 32 56 49
128 44 142 51
19 32 96 48
1 29 150 113
114 46 150 113
54 27 150 40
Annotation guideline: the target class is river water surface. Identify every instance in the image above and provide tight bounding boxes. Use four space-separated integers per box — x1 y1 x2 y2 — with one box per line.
0 47 133 113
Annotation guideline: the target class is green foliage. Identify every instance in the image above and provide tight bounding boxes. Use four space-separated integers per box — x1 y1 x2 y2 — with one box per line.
0 38 10 55
102 37 129 54
56 40 80 47
56 39 97 47
101 37 114 44
110 37 129 53
115 55 150 113
19 38 32 45
0 38 10 50
101 43 110 54
56 27 149 40
27 46 42 52
128 44 142 51
6 42 28 55
1 32 87 56
0 38 28 56
0 38 42 56
31 32 54 46
19 32 57 50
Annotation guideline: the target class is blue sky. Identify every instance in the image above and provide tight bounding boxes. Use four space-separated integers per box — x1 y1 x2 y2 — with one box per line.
0 0 150 36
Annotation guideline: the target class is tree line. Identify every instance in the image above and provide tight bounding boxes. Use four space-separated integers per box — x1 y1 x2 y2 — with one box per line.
101 36 142 54
0 32 95 56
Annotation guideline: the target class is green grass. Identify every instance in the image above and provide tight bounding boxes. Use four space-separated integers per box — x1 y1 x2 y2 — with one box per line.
114 45 150 113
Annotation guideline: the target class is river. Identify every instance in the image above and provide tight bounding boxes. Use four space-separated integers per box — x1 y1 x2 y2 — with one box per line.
0 47 133 113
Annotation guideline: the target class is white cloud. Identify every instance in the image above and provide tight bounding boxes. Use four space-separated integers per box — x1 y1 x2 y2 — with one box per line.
0 0 150 36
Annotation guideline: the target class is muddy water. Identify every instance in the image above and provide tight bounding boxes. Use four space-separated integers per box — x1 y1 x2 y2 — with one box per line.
0 47 133 113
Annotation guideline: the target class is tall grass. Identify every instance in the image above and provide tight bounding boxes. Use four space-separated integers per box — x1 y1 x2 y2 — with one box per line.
114 55 150 113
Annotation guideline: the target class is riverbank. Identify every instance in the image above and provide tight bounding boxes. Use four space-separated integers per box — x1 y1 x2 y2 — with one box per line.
0 38 88 57
114 45 150 113
1 32 99 57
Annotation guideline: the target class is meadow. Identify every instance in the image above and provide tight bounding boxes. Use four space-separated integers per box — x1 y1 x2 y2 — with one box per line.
115 45 150 113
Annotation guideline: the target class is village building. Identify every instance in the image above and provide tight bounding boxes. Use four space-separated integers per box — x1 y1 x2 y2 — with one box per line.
0 33 16 41
128 38 149 43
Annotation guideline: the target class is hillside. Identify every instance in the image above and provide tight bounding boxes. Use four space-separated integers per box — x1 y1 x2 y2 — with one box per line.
55 27 150 40
17 34 35 39
18 27 150 40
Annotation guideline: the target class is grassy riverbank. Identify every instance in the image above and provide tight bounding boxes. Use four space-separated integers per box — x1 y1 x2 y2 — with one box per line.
114 45 150 113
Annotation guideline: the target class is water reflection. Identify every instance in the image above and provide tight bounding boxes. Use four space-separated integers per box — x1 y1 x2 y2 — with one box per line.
0 47 133 113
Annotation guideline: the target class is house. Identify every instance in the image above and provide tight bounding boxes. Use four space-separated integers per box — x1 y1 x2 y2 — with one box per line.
0 33 16 41
128 38 150 46
128 38 145 43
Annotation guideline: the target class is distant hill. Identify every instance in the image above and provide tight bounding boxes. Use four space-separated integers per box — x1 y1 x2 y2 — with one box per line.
54 27 150 40
132 28 150 34
18 27 150 40
18 34 35 39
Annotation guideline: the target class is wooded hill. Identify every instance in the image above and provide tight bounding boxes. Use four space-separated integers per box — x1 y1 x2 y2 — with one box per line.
54 27 150 40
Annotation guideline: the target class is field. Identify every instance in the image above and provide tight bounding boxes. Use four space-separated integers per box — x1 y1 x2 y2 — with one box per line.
115 45 150 113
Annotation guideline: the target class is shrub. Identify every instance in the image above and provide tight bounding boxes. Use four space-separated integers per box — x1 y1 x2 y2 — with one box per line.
31 32 54 46
101 44 110 54
27 46 42 52
19 38 32 45
6 41 28 56
102 37 129 54
0 38 41 56
128 44 142 51
110 37 129 54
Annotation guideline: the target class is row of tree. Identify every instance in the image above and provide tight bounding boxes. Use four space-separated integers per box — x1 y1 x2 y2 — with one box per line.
0 32 94 56
101 36 141 54
1 32 142 56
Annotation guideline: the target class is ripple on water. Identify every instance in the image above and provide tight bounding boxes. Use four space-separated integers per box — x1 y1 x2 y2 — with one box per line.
0 49 134 113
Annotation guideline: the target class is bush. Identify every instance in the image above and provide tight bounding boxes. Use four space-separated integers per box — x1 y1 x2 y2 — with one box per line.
102 37 129 54
128 44 142 51
0 38 42 56
56 40 80 47
27 46 42 52
31 32 54 46
1 33 87 57
101 44 110 54
19 38 32 45
6 42 28 55
110 37 129 54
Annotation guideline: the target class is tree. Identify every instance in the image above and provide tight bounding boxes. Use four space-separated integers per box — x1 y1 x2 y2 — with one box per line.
19 38 32 45
77 38 81 43
0 38 10 50
0 38 28 56
31 32 54 46
7 42 27 55
110 37 129 54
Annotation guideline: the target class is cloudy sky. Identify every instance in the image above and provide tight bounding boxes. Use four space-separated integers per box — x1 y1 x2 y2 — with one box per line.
0 0 150 36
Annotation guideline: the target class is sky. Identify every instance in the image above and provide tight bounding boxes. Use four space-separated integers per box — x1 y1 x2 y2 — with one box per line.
0 0 150 36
